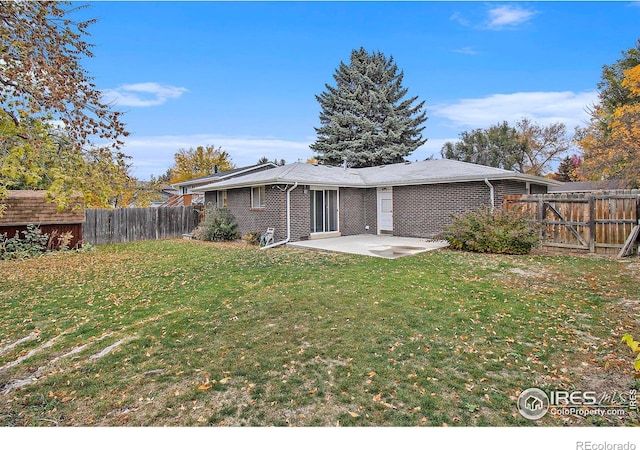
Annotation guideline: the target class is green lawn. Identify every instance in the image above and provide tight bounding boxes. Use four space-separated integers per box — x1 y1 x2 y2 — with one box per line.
0 240 638 426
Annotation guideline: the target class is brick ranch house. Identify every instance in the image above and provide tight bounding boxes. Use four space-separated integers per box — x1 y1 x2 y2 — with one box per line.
192 159 560 246
166 162 277 206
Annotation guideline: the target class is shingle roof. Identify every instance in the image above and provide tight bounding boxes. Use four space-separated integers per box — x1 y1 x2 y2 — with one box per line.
549 179 631 192
192 159 561 192
171 163 277 187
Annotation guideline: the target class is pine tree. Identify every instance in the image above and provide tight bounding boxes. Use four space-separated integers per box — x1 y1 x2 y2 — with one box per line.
554 155 581 182
310 48 427 167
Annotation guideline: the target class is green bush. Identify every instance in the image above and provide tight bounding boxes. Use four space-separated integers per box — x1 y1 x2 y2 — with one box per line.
193 207 240 242
440 207 541 255
0 224 50 260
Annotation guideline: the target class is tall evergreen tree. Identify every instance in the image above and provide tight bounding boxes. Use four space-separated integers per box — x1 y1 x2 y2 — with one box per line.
310 48 427 167
554 155 581 182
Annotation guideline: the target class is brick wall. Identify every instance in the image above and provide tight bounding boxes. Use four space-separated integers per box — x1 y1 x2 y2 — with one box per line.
493 180 527 209
289 187 310 242
393 181 532 238
339 188 377 236
206 186 293 242
393 182 491 238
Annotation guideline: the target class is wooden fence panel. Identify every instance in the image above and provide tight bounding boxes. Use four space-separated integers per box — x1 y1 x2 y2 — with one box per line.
82 206 201 245
504 190 639 255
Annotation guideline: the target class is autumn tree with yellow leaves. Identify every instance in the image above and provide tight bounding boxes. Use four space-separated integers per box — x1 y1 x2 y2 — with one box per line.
0 2 158 210
577 41 640 187
169 145 235 184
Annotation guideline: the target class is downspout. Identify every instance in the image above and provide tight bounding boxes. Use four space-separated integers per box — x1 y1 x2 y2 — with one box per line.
484 178 495 212
260 182 298 250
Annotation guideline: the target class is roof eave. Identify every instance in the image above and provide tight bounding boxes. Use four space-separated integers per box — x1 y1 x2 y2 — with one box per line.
192 171 562 192
370 173 562 188
192 178 365 192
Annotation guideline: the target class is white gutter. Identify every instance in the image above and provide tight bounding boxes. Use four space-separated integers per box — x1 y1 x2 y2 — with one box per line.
484 178 495 212
260 182 298 250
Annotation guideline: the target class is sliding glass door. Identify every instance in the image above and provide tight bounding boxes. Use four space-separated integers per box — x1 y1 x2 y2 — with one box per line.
310 188 338 234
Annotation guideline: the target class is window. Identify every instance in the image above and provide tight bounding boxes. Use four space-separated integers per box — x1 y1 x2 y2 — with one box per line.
251 186 266 208
216 190 227 208
310 188 338 233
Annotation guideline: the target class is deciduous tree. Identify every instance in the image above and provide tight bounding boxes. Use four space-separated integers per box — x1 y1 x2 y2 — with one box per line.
170 145 235 183
516 118 571 176
597 39 640 119
442 118 571 175
579 64 640 186
0 1 129 210
441 122 526 171
311 48 427 167
0 113 156 208
577 41 640 187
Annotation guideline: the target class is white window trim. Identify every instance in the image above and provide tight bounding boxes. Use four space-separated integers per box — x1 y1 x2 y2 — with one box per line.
251 186 266 209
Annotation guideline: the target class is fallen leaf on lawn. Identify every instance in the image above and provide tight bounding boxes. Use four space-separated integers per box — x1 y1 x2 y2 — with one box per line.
197 384 211 390
219 377 230 384
348 411 360 418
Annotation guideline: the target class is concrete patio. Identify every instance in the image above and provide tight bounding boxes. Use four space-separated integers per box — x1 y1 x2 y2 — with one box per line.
287 234 449 259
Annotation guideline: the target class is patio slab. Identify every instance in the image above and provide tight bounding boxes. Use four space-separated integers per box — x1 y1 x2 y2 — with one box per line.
287 234 449 259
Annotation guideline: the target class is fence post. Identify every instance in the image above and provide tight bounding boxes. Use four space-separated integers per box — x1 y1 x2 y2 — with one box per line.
588 194 596 253
537 198 545 241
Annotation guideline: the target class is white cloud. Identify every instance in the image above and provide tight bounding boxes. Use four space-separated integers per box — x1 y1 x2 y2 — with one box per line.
102 82 188 107
121 134 313 179
485 5 537 30
452 46 480 56
450 12 470 26
431 90 598 130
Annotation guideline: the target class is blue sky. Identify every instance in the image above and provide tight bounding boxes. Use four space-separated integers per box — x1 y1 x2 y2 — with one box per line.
78 1 640 179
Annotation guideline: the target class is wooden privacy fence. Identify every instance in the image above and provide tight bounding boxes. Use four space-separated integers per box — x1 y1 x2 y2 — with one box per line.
83 206 201 245
504 190 640 256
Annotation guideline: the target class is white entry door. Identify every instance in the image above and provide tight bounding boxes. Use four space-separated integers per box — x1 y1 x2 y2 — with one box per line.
377 187 393 234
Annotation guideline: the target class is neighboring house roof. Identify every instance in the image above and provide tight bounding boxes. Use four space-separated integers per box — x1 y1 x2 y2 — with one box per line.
0 190 84 226
549 179 631 192
192 159 561 192
171 163 278 188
